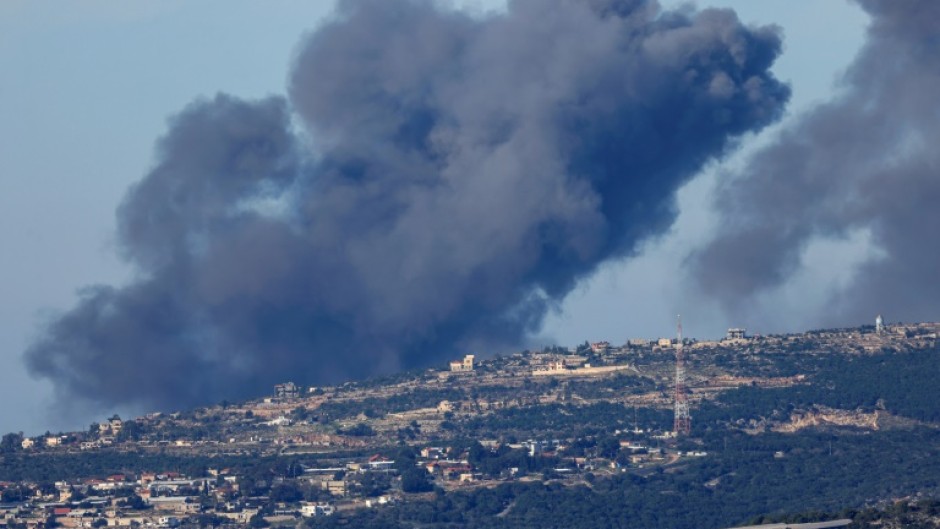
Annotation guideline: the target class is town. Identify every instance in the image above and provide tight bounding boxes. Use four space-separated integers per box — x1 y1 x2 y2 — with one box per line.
1 319 939 529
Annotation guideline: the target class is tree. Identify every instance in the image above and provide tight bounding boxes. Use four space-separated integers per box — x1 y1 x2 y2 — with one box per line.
354 472 392 497
249 514 269 528
117 420 144 442
291 407 310 422
597 437 621 459
401 468 433 493
1 432 23 453
270 483 304 503
339 423 374 437
122 494 149 510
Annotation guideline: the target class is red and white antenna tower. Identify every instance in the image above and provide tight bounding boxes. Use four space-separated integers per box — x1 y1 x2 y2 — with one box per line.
673 314 691 436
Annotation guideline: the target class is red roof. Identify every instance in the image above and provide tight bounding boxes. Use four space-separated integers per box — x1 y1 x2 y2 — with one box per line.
53 508 71 516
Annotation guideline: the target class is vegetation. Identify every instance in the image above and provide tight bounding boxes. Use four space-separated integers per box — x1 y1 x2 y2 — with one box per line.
317 388 465 421
4 330 940 529
459 402 672 438
310 427 940 529
701 346 940 425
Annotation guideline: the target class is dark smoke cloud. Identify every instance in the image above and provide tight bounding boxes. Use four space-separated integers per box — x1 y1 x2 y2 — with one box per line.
26 0 788 412
691 0 940 326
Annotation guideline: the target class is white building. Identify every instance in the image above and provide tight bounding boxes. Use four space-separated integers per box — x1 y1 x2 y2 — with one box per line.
300 503 335 517
449 354 475 372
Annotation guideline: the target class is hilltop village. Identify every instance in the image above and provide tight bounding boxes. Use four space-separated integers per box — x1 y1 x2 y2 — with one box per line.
2 321 940 529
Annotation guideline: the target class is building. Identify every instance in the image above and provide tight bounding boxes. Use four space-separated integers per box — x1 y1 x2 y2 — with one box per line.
266 416 292 427
657 338 673 347
274 382 300 400
108 415 123 434
96 415 123 437
365 496 395 508
322 480 346 496
546 360 567 372
300 503 335 517
367 454 395 471
726 328 747 340
421 447 446 459
590 341 610 353
216 510 259 524
147 497 198 513
449 354 475 372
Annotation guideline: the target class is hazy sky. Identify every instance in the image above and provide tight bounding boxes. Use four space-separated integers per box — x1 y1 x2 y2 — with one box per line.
0 0 868 435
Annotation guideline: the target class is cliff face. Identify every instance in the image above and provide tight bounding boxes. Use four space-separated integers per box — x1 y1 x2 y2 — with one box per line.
772 406 922 433
774 407 883 433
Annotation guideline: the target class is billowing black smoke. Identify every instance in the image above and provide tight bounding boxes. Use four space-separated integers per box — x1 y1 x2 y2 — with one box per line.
26 0 788 411
691 0 940 325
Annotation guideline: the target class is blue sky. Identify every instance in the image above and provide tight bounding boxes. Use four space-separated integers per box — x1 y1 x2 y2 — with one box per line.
0 0 868 435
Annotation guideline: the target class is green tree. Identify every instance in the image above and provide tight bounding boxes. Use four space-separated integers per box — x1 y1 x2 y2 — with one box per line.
0 432 23 453
401 468 433 493
249 514 269 528
270 483 304 503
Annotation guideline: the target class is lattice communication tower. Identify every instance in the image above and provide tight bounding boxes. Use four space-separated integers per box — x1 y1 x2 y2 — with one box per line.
673 315 691 436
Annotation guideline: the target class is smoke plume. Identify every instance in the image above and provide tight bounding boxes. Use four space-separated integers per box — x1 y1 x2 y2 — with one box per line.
691 0 940 326
26 0 788 411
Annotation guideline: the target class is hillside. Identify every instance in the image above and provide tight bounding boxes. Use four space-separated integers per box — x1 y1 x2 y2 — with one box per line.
2 321 939 529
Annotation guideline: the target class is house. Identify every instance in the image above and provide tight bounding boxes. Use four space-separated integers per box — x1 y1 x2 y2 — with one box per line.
420 447 445 460
365 496 395 508
321 480 346 496
105 515 150 527
216 509 258 524
545 361 568 373
108 416 123 434
157 516 181 528
449 355 475 372
96 415 123 437
443 465 472 481
147 497 198 514
459 472 482 483
265 416 292 427
274 382 300 400
300 503 334 517
367 455 395 472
